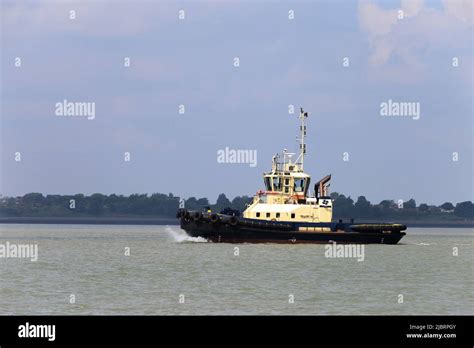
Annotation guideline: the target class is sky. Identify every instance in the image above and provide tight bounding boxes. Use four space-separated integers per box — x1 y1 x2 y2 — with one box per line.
1 0 472 205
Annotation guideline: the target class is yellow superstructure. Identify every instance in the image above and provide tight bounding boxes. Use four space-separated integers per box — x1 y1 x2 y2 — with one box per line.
242 108 333 223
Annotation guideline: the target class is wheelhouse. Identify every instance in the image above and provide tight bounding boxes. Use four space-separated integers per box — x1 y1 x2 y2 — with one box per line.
263 173 310 198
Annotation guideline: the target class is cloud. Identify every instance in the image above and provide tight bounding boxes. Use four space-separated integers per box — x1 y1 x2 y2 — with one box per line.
358 0 473 68
401 0 423 18
443 0 474 23
358 2 398 38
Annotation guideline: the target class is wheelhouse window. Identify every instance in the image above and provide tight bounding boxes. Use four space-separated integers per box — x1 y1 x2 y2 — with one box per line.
264 177 272 191
273 177 282 191
294 178 305 193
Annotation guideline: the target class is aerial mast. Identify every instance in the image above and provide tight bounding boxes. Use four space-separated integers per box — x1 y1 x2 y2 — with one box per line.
296 107 308 170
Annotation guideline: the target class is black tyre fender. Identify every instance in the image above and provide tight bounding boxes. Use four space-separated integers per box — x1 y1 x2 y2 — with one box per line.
192 211 203 221
210 213 220 224
229 216 239 226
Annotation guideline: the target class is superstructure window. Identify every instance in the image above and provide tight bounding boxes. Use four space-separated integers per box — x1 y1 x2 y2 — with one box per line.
276 213 280 218
266 212 271 218
291 213 295 219
305 178 310 194
264 177 272 191
256 212 260 217
294 178 305 193
272 177 282 191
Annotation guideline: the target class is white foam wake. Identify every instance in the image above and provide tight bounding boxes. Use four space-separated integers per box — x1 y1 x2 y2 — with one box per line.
165 226 208 243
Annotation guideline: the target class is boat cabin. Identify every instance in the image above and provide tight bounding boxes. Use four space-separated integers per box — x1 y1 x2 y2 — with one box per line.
242 108 333 223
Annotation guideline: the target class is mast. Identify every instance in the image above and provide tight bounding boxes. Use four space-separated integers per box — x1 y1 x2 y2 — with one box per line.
296 107 308 170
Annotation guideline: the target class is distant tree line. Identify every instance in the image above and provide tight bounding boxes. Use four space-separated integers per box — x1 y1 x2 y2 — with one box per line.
0 192 472 220
329 193 473 220
0 192 252 218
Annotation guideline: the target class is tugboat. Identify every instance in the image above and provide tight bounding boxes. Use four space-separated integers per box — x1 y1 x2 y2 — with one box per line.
177 108 406 244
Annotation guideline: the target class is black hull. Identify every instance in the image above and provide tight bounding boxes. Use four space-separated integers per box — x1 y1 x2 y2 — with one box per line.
178 211 406 245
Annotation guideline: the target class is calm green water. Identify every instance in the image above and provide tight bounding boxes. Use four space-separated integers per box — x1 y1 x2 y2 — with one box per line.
0 224 472 315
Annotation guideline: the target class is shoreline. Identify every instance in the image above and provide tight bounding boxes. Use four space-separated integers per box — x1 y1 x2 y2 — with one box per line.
0 216 472 228
0 216 177 225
